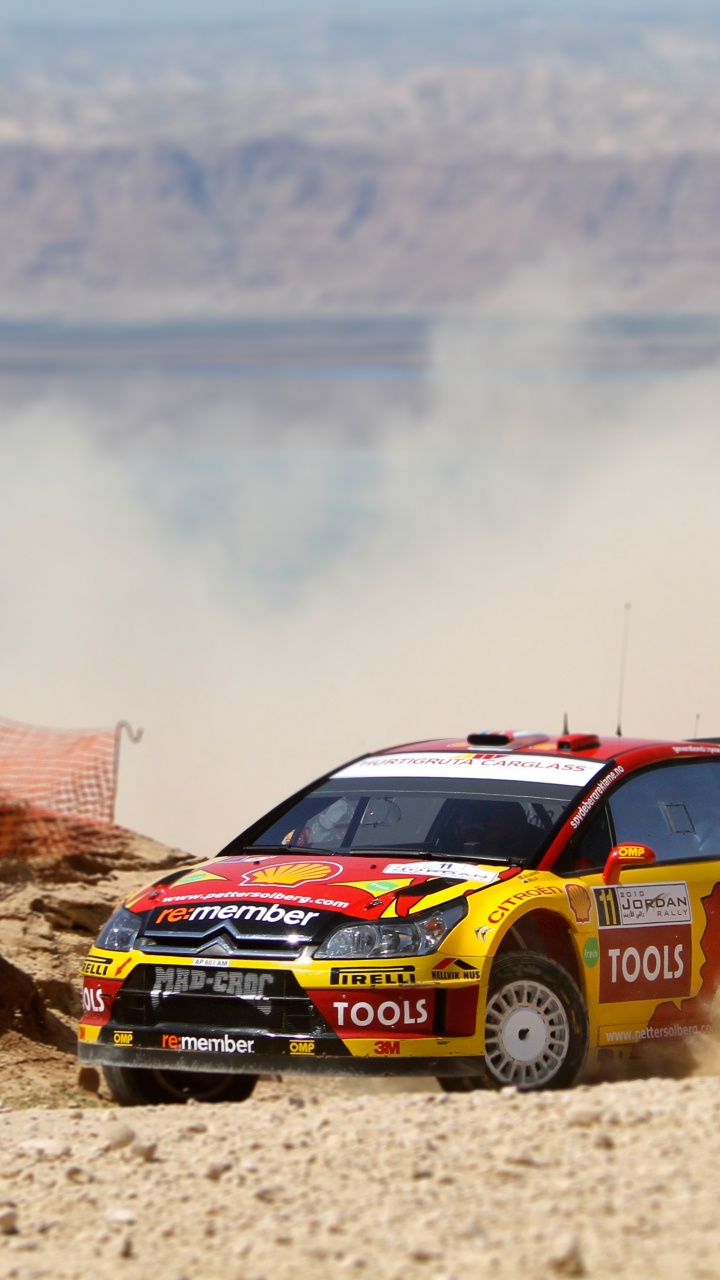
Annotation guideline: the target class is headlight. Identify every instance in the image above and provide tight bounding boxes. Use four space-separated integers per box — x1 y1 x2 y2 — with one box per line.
315 898 467 960
95 905 142 952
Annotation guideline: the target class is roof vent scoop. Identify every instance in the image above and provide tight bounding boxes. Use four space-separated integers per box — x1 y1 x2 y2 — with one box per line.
557 733 601 753
467 733 513 747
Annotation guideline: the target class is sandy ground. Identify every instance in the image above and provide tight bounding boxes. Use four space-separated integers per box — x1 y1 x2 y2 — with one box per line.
2 1073 720 1280
3 812 720 1280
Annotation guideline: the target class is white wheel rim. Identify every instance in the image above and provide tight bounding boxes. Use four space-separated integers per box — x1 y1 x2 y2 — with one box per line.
485 979 569 1087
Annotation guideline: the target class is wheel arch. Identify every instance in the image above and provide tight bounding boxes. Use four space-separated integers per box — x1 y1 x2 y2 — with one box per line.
490 908 586 1000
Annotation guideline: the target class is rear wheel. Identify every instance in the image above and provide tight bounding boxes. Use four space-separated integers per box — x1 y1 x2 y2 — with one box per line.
103 1065 259 1106
482 952 588 1090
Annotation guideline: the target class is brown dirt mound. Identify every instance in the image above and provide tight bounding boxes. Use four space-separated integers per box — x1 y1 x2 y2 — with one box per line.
0 800 193 1105
0 955 45 1037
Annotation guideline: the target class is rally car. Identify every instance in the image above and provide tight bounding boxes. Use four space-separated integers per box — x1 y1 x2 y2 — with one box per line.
78 730 720 1103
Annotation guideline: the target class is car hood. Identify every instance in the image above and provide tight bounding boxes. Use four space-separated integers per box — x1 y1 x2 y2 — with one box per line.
127 850 510 927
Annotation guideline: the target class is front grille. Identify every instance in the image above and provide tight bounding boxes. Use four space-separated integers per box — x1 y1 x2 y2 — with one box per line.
138 925 319 963
139 937 305 962
112 964 325 1037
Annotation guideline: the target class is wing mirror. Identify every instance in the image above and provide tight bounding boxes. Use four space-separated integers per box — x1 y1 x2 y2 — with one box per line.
602 843 656 885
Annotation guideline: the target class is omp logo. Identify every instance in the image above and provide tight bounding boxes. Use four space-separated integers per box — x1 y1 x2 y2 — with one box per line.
374 1040 400 1055
330 965 416 987
113 1031 133 1046
241 861 341 887
289 1041 315 1054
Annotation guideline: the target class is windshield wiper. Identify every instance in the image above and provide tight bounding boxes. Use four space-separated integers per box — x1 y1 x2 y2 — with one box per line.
231 844 345 856
349 847 524 865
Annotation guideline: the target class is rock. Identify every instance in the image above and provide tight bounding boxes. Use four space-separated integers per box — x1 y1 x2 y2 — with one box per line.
131 1140 157 1162
0 1206 18 1235
548 1234 586 1277
65 1165 94 1184
77 1067 100 1095
205 1161 233 1181
566 1106 602 1128
104 1209 136 1226
101 1122 135 1152
119 1235 134 1259
0 956 45 1037
18 1140 71 1161
595 1131 615 1150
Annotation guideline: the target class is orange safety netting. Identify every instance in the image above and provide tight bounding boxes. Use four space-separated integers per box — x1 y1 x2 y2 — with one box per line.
0 716 118 823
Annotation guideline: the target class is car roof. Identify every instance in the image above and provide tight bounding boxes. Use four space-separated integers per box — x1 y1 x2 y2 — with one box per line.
373 730 719 763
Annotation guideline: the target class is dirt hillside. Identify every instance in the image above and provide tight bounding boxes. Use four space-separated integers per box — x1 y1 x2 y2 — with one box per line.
0 799 191 1107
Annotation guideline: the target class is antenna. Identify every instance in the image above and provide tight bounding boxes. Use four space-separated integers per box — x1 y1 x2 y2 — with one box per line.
694 713 701 739
562 712 569 735
615 602 632 737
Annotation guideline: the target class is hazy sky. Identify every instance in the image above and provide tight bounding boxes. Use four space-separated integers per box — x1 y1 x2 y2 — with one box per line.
3 310 720 855
1 0 717 24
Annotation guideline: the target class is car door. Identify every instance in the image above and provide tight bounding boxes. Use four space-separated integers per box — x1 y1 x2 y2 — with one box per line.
558 758 720 1048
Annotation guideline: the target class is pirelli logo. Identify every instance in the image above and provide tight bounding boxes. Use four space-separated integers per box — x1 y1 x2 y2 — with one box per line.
329 965 416 987
82 957 113 977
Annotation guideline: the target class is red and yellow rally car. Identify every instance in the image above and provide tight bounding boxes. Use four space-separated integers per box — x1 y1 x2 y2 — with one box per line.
78 730 720 1103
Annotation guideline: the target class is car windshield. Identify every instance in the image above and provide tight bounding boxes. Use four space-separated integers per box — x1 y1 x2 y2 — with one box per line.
246 772 586 865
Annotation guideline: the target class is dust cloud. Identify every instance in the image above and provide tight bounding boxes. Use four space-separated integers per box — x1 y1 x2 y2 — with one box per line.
1 313 719 854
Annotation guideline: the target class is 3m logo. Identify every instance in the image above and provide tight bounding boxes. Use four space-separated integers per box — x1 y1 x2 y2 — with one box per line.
374 1040 400 1055
113 1031 133 1046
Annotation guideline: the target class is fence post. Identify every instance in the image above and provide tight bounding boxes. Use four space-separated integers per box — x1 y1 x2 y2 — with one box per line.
112 721 144 822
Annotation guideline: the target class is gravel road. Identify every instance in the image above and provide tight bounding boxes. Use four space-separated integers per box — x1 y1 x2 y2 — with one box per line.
1 1072 719 1280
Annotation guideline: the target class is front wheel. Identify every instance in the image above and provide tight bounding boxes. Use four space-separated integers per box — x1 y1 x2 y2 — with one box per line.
481 952 588 1091
103 1065 259 1106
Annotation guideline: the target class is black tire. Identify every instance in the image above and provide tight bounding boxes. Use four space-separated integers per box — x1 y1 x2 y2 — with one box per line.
103 1065 259 1106
481 952 588 1091
436 1076 483 1093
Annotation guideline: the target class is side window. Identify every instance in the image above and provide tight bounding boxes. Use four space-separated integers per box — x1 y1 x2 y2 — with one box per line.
608 761 720 863
554 806 614 876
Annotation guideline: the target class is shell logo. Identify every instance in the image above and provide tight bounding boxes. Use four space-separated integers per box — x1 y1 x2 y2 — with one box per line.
241 861 340 887
565 882 593 925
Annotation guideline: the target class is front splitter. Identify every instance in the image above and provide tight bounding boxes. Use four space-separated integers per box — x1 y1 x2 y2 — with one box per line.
78 1041 486 1078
